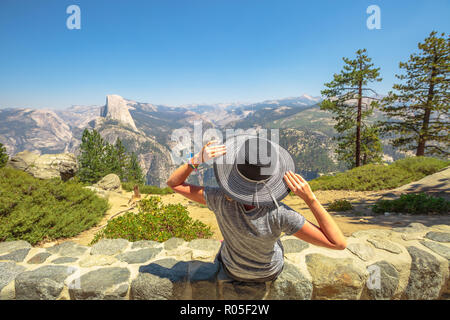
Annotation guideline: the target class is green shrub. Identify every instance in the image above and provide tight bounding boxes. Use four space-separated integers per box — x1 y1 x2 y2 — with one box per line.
309 156 449 191
328 199 353 211
372 193 449 215
390 156 449 177
91 196 212 244
0 167 109 245
121 182 174 195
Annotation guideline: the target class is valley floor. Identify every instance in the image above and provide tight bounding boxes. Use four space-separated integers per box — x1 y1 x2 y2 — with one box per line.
36 189 450 248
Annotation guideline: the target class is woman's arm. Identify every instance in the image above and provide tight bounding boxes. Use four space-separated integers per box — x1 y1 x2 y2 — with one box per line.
166 140 226 205
283 171 347 250
166 164 206 204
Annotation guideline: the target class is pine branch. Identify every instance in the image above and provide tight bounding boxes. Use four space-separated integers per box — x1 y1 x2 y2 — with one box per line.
424 145 450 155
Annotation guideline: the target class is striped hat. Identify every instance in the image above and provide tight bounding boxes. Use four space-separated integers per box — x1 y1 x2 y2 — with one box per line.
213 133 295 207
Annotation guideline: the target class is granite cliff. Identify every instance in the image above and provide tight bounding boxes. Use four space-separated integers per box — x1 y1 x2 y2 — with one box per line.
100 95 138 132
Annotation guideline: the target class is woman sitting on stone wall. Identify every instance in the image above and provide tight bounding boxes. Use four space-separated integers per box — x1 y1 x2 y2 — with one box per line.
166 134 347 283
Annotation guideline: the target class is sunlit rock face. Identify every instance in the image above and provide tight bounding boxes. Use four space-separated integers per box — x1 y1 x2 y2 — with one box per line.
100 95 138 132
0 108 73 155
7 150 78 181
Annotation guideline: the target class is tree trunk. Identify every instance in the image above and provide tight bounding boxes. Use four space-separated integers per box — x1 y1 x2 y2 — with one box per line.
417 63 436 156
355 82 363 167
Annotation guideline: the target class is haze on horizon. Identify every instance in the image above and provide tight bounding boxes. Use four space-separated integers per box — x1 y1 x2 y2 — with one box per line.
0 0 449 109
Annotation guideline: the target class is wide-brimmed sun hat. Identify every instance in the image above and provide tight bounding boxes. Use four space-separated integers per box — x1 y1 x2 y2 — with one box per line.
213 133 295 207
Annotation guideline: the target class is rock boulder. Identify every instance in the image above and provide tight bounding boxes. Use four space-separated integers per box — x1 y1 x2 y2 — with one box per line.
93 174 121 191
8 151 78 181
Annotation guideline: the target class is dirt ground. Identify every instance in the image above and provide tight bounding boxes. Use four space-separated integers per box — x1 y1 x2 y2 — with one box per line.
37 188 450 247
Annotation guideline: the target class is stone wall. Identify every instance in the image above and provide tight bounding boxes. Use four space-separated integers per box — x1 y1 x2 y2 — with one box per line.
0 222 449 300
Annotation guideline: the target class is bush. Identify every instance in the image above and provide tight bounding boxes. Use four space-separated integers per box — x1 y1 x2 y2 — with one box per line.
372 193 449 215
390 156 449 177
91 196 212 244
121 182 174 195
0 167 109 245
328 199 353 211
309 156 449 191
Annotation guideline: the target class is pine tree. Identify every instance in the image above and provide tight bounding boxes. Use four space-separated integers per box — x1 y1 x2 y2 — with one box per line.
77 129 108 183
114 138 129 180
102 143 120 178
360 125 383 165
320 48 383 168
102 138 130 180
378 31 449 157
0 142 8 168
125 152 145 184
77 130 146 185
335 125 383 168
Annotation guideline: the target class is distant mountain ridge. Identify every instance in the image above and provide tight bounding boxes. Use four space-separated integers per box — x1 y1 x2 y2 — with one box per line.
0 108 74 155
0 93 407 185
0 94 326 185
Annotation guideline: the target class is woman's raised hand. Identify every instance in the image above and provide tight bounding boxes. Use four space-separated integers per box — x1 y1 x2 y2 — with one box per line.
283 171 316 203
192 140 226 165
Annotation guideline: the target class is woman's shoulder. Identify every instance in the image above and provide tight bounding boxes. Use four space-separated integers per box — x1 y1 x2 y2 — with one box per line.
266 202 298 214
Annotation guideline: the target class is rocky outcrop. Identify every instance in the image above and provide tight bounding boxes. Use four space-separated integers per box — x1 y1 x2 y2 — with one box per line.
6 150 40 171
0 108 73 156
0 223 448 300
7 150 78 181
100 95 138 132
83 173 121 199
93 174 121 192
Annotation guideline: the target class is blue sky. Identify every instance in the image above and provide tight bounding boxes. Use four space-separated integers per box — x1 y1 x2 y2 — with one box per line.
0 0 449 109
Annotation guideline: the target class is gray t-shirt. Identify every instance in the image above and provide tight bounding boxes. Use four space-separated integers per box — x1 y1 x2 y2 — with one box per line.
203 186 306 280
